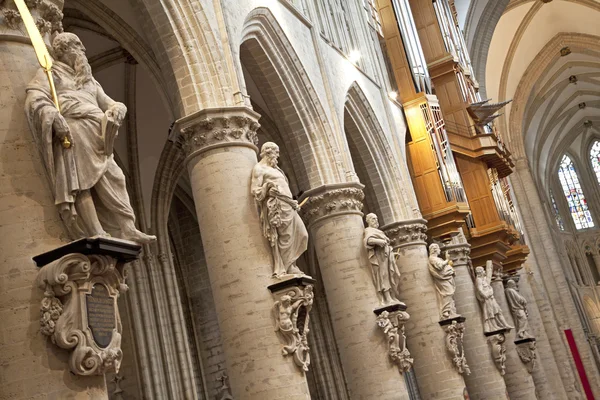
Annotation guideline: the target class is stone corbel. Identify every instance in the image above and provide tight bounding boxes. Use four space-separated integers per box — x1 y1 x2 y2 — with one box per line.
268 276 316 372
440 317 470 375
33 237 140 375
515 338 537 373
485 331 508 375
374 304 413 373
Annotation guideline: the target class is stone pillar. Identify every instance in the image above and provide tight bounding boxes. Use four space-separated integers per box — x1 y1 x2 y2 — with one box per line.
491 277 537 400
300 183 410 400
175 107 310 399
384 220 467 399
445 233 508 399
0 1 108 398
592 255 600 284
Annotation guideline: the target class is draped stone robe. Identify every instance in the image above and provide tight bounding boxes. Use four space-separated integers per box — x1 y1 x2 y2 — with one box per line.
364 227 401 299
428 254 457 319
25 61 136 238
505 286 531 338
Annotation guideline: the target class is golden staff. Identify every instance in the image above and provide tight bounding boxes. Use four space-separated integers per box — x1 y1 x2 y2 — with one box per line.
14 0 70 148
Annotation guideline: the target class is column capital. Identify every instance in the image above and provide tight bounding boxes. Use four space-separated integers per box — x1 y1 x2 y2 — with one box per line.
1 0 64 38
171 106 261 161
382 218 428 249
299 182 364 228
443 233 471 266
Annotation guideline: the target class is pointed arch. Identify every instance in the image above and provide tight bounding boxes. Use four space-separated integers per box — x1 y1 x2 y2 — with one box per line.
583 296 600 336
558 154 594 230
588 138 600 187
239 7 343 190
343 81 409 223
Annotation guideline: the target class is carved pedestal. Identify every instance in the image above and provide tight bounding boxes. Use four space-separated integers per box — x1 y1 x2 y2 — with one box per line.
440 316 470 375
485 329 510 376
515 337 537 373
33 237 140 375
374 303 413 373
267 275 315 372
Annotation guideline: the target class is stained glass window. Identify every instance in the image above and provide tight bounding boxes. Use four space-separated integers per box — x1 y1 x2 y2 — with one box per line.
590 140 600 185
550 190 565 231
558 155 594 229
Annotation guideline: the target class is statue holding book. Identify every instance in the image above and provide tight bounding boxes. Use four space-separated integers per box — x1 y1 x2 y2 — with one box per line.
24 32 155 243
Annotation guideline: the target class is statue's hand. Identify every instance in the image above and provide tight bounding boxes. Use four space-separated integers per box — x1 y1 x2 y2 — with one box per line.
52 114 72 144
108 103 127 124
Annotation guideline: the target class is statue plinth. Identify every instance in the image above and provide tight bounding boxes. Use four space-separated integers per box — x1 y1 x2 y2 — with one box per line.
515 337 537 373
484 328 511 376
373 301 407 315
34 237 141 375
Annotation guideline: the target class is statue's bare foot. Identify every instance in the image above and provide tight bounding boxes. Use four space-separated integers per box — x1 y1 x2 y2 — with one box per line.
122 228 156 244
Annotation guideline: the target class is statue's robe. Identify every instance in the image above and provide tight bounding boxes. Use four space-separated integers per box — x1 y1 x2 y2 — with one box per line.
505 287 531 338
428 255 457 319
25 61 136 237
476 277 509 333
364 227 401 298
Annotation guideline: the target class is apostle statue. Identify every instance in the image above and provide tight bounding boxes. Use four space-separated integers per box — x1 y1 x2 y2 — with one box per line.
475 262 512 333
24 32 155 244
364 213 401 305
251 142 308 277
504 279 532 339
428 243 458 320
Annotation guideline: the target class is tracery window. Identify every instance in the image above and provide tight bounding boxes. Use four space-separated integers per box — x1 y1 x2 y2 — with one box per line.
549 190 565 231
558 155 594 229
590 140 600 185
362 0 383 36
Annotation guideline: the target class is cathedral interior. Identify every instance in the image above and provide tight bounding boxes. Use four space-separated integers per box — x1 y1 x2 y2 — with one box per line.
1 0 600 399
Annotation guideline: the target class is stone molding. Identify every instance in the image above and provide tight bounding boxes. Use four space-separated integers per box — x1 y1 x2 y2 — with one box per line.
36 252 128 375
171 106 261 162
382 218 428 248
299 182 364 228
1 0 63 35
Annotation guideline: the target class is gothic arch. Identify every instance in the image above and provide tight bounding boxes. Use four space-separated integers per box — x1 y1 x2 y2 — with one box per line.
239 7 344 190
584 296 600 336
343 81 409 223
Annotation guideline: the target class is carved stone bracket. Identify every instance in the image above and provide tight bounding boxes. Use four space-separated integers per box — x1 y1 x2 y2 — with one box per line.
299 182 364 228
485 330 508 375
440 317 470 375
382 218 428 249
374 304 413 373
1 0 64 34
171 106 261 160
34 237 140 376
515 338 537 373
267 276 316 372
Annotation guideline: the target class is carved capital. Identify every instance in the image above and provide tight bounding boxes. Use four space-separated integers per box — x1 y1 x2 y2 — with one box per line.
299 183 364 227
487 333 507 375
382 218 428 248
443 233 471 266
375 306 413 373
1 0 63 35
441 319 470 375
171 107 261 161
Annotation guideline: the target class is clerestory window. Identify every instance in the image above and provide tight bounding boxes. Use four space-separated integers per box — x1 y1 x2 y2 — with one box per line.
550 190 565 231
558 155 594 229
590 140 600 186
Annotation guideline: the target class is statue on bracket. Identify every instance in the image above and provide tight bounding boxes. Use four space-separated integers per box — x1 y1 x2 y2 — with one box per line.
363 213 402 305
252 142 309 278
24 32 155 244
428 243 459 320
504 279 532 339
475 262 512 333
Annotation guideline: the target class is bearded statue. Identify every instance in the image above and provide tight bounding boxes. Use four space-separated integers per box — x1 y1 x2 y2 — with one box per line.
25 32 155 244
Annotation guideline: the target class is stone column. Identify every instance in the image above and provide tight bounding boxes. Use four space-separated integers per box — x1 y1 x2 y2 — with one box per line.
0 1 107 398
300 183 410 400
592 255 600 284
384 220 467 399
175 107 310 399
491 277 536 400
445 232 508 399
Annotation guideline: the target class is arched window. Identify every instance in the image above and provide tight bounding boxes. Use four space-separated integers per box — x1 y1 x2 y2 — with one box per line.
558 155 594 229
550 190 565 231
590 140 600 185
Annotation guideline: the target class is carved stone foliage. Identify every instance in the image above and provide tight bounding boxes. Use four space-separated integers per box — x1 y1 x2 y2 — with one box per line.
300 184 364 227
269 279 315 372
177 110 261 158
375 309 413 373
443 320 470 375
487 333 507 376
1 0 63 33
215 372 234 400
36 252 128 375
384 219 428 248
515 339 537 374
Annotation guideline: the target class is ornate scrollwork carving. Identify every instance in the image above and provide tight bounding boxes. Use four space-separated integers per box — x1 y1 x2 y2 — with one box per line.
487 333 507 375
36 252 127 375
444 320 470 375
376 310 413 373
515 340 537 373
300 185 364 227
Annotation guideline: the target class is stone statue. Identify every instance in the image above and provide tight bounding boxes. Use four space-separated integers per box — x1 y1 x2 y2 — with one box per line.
24 32 155 244
364 213 401 304
475 262 512 333
251 142 308 277
505 279 532 339
428 243 458 319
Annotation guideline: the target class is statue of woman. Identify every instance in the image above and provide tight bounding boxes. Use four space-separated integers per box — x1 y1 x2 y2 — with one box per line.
428 243 458 320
